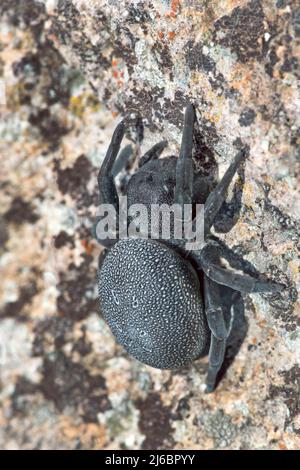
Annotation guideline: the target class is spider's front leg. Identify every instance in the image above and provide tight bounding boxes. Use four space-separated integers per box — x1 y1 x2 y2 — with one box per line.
93 120 126 248
139 140 168 168
98 120 126 212
174 103 195 208
111 144 133 178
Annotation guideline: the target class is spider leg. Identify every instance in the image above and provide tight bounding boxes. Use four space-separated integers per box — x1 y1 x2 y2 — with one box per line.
204 149 246 233
206 335 226 393
112 144 133 177
138 140 168 168
94 120 126 247
199 240 285 293
98 248 109 270
98 120 126 211
174 103 195 207
204 275 227 393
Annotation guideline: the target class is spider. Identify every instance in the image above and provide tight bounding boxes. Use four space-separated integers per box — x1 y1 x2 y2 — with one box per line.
94 104 284 392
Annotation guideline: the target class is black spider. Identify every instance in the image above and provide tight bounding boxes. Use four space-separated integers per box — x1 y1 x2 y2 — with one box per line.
94 104 284 392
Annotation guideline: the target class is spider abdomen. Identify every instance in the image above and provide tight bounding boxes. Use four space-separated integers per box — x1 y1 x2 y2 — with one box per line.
98 238 209 369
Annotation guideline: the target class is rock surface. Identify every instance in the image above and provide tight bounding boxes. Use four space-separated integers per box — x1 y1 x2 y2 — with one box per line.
0 0 299 450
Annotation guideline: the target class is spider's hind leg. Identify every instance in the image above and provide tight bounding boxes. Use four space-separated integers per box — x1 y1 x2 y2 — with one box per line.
204 275 228 393
200 240 285 293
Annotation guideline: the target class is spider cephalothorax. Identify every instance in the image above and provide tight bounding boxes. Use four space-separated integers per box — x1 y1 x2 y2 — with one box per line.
94 104 284 392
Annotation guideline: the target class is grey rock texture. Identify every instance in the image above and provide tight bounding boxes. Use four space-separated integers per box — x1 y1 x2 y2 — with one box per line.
0 0 299 449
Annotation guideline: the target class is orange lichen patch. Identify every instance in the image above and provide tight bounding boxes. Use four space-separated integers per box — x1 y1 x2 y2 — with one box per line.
0 31 14 43
231 65 277 112
60 418 106 449
158 31 164 40
171 0 180 12
279 441 287 450
257 320 267 329
230 66 276 109
165 0 180 18
229 68 255 100
81 239 94 256
111 59 125 85
111 111 119 118
46 33 58 44
168 31 176 40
